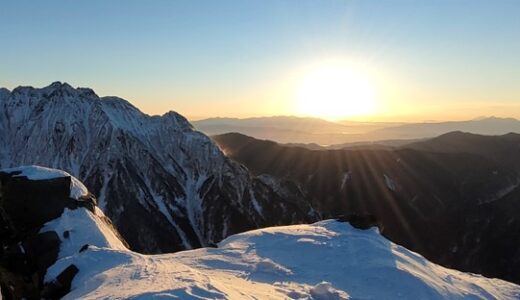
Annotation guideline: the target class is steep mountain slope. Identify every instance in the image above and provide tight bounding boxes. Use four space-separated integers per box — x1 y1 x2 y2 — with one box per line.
404 131 520 165
0 82 317 254
213 132 520 284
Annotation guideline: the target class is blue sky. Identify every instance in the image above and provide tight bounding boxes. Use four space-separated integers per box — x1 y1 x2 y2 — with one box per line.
1 0 519 120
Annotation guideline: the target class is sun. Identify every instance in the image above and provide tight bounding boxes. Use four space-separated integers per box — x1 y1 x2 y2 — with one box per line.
295 64 377 120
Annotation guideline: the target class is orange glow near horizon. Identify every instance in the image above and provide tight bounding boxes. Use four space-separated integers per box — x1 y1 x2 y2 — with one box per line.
87 58 520 123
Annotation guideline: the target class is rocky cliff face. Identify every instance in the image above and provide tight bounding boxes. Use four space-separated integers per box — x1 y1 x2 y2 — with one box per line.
0 82 317 254
0 166 127 299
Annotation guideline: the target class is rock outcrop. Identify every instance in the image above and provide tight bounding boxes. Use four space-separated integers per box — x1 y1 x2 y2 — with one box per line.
0 166 127 299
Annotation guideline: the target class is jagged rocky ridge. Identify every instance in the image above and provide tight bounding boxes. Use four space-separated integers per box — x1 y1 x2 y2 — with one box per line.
0 82 317 253
2 166 519 299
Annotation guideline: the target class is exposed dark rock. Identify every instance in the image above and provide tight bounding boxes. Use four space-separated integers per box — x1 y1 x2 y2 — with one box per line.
0 172 96 243
79 244 90 253
22 231 61 282
0 170 126 298
0 265 40 300
336 214 383 231
41 264 79 300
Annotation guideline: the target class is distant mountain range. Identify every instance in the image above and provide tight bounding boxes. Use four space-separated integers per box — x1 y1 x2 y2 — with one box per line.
370 117 520 140
193 115 520 146
213 131 520 284
192 116 402 145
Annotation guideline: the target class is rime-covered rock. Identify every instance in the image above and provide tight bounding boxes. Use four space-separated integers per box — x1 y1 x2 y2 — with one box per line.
0 166 127 299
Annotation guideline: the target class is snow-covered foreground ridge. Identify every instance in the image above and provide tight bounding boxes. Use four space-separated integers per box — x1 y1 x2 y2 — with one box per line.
1 165 518 299
50 221 519 299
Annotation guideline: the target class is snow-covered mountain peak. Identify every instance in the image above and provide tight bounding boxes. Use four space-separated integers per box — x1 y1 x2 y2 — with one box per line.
100 95 140 110
10 81 78 100
2 83 192 135
0 83 317 253
43 81 74 92
159 110 194 131
47 81 69 89
76 87 98 98
0 87 9 98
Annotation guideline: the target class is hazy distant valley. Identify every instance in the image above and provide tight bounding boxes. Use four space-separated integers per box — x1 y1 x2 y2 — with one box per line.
193 115 520 147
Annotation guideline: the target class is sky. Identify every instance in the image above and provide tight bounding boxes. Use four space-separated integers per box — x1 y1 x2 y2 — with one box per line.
1 0 519 121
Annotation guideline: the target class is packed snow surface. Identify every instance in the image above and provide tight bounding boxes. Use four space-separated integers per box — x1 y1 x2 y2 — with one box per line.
1 165 88 199
45 220 520 300
40 208 127 260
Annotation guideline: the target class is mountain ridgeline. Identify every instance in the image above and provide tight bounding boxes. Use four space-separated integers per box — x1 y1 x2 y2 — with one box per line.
2 82 520 286
0 82 317 254
213 132 520 284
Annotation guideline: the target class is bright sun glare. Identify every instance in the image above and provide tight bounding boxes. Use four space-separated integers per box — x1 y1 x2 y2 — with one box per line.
296 64 377 120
